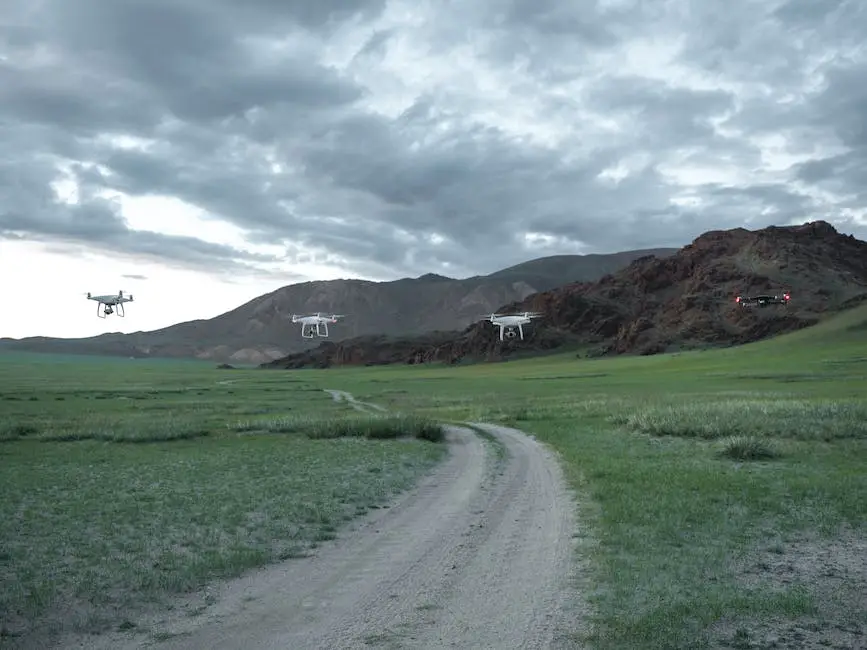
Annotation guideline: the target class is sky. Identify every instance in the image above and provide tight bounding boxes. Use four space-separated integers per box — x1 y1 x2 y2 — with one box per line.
1 0 866 339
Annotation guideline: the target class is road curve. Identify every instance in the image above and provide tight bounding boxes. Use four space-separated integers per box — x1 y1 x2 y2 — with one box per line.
73 402 580 649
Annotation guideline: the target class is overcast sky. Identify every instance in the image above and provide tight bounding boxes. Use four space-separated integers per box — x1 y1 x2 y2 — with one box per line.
2 0 866 339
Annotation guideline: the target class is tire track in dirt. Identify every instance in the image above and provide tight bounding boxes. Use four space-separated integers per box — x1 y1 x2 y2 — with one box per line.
69 393 581 649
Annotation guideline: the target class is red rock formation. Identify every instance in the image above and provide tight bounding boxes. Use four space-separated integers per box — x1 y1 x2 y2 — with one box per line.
262 221 867 368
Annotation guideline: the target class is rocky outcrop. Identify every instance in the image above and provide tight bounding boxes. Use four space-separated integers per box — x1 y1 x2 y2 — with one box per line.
264 221 867 368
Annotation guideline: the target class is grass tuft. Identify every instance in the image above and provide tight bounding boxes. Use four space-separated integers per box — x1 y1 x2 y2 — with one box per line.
304 414 445 443
0 422 41 441
718 435 781 461
618 398 867 441
34 416 211 443
227 413 445 442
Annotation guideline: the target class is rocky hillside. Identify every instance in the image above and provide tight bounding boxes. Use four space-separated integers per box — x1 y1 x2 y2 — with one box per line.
0 248 675 363
262 221 867 368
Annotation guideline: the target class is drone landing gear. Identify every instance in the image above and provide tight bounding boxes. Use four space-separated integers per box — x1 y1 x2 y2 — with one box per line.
301 323 328 338
498 325 525 341
98 302 125 318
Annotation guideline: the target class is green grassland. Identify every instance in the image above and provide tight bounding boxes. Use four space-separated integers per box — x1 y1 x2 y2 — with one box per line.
2 304 866 649
298 305 867 649
0 354 446 644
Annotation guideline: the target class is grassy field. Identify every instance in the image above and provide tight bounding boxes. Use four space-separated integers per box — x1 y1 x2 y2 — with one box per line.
296 305 867 649
2 304 866 649
0 354 446 644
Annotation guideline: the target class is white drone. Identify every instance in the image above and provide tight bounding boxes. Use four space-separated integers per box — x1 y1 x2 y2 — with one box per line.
291 312 345 338
481 311 543 341
87 290 133 318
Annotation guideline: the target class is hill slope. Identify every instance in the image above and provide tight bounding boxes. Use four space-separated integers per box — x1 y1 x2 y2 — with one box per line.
263 221 867 368
0 249 675 363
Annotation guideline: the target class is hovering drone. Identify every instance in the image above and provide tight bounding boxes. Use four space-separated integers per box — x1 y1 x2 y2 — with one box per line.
735 291 790 308
87 290 133 318
291 312 345 338
481 311 543 341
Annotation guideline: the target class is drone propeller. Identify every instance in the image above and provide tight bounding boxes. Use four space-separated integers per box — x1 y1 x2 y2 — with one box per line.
483 311 543 319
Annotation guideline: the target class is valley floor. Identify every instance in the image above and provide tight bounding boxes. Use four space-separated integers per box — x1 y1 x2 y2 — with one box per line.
3 304 866 649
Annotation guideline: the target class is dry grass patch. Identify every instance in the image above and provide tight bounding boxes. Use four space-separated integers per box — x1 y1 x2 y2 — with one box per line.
710 527 867 649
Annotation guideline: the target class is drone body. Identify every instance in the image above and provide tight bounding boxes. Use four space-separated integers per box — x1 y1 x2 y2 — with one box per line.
735 291 790 308
291 312 345 338
481 311 543 341
87 290 133 318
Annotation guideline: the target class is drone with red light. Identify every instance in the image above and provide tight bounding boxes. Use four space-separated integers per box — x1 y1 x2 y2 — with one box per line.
734 291 790 308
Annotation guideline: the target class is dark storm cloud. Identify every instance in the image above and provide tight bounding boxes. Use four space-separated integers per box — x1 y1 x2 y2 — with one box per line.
495 0 621 43
209 0 388 31
813 64 867 150
41 0 366 124
584 76 736 149
2 0 866 283
773 0 867 42
794 150 867 208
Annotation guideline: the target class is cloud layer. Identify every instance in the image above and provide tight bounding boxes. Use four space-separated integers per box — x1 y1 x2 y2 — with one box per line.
2 0 866 279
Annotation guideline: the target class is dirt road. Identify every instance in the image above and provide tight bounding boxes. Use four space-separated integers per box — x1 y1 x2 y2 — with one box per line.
324 389 387 413
73 397 581 649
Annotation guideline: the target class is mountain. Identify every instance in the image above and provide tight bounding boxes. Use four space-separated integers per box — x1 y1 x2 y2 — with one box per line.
262 221 867 369
0 248 676 363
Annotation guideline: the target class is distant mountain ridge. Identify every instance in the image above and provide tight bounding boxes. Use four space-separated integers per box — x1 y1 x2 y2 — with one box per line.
262 221 867 369
0 248 677 363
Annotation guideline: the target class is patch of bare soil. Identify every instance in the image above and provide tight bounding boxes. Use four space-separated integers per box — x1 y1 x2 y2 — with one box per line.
710 527 867 649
